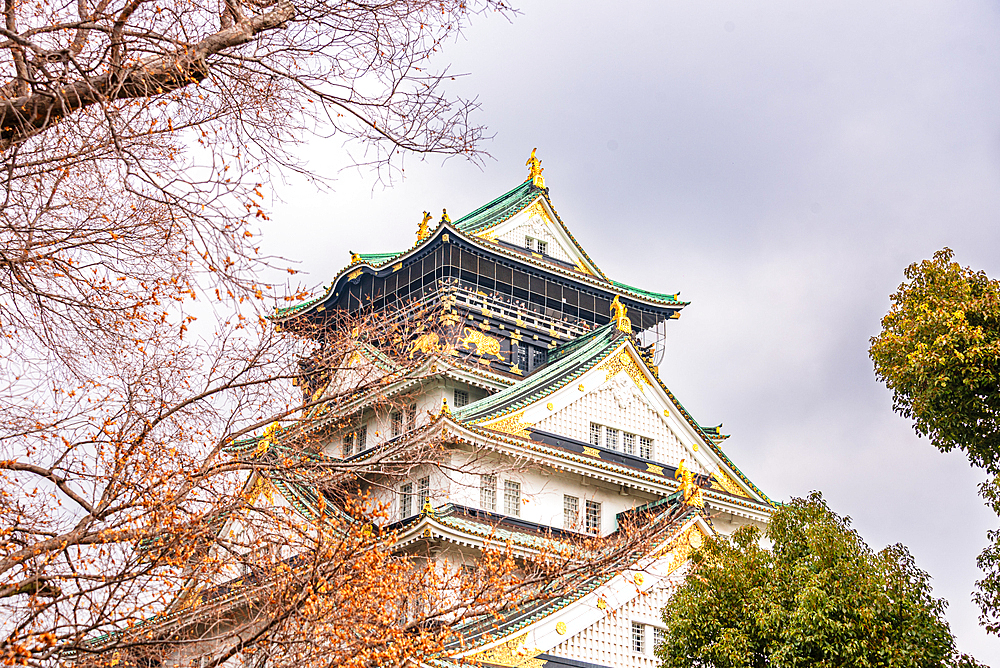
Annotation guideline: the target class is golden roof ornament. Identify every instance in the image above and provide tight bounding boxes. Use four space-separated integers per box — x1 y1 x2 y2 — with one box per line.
417 211 432 241
675 459 705 508
349 250 362 264
440 208 451 224
526 148 545 188
610 295 632 333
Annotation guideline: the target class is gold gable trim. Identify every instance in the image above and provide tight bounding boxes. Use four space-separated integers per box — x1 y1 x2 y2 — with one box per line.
711 470 749 498
471 633 544 668
484 411 532 438
598 348 651 389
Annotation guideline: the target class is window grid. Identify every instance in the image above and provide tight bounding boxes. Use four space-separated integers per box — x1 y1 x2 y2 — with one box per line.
480 474 497 512
640 436 653 459
653 627 665 652
589 422 601 447
391 411 402 437
623 432 635 455
517 345 528 372
606 427 619 451
632 622 645 654
406 403 416 431
585 500 601 535
504 480 521 517
563 495 579 530
342 432 355 458
454 389 469 408
531 347 546 369
536 240 548 255
399 483 413 518
417 476 430 511
357 425 367 451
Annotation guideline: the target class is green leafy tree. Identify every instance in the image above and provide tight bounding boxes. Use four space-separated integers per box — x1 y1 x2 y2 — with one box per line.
870 248 1000 470
870 248 1000 632
657 493 981 668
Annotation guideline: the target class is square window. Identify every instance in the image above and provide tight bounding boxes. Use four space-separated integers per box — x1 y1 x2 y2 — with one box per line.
563 495 579 530
589 422 602 447
480 474 496 512
606 427 619 451
454 389 469 408
640 436 653 459
531 347 546 369
623 432 636 455
585 500 601 535
417 476 430 511
399 483 413 518
504 480 521 517
537 240 548 255
632 622 645 653
653 627 665 652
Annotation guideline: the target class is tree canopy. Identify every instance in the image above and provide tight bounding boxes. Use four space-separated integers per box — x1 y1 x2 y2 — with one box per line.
657 493 981 668
870 247 1000 471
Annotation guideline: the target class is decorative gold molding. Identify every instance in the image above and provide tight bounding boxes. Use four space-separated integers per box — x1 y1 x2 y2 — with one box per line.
484 411 532 438
555 622 567 635
472 633 544 668
582 446 601 458
646 463 664 476
598 349 650 389
347 269 363 280
711 470 749 498
459 327 504 361
675 460 705 508
409 331 440 358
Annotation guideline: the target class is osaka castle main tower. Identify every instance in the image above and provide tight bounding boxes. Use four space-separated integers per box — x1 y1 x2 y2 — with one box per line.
262 151 775 668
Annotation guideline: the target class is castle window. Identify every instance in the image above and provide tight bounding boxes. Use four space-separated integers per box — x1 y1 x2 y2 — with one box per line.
454 389 469 408
357 425 367 451
606 427 619 451
480 474 496 512
653 627 665 652
399 483 414 518
623 432 635 455
531 347 546 369
585 500 601 534
632 622 645 653
342 432 355 458
406 403 416 431
504 480 521 517
417 476 430 511
640 436 653 459
525 236 547 254
589 422 601 447
563 495 579 530
517 345 528 372
391 411 402 437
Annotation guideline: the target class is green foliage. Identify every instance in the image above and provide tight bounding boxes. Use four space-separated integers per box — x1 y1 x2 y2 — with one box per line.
870 248 1000 471
657 493 981 668
870 248 1000 632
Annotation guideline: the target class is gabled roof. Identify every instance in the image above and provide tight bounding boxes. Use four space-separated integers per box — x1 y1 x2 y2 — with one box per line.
455 322 625 425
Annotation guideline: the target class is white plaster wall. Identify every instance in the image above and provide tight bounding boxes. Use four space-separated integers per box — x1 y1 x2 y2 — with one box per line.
549 583 676 668
535 380 706 475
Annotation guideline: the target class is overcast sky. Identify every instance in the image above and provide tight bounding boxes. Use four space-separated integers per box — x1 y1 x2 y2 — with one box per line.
262 0 1000 659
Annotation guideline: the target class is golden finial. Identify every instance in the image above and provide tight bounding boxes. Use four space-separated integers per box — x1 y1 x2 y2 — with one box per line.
526 148 545 188
440 397 451 415
610 295 632 333
422 499 433 514
350 250 362 264
440 208 451 224
417 211 432 241
675 459 704 508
